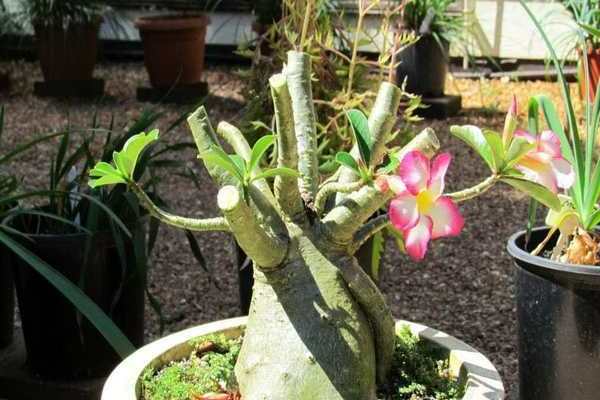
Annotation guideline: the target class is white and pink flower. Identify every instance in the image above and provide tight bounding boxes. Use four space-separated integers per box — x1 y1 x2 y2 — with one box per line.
385 151 464 261
513 130 575 193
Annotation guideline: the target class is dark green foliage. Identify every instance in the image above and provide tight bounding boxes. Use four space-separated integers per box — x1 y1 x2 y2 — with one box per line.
377 326 463 400
141 334 242 400
18 0 103 27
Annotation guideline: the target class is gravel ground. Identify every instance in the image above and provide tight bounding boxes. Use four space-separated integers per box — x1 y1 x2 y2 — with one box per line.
1 60 583 399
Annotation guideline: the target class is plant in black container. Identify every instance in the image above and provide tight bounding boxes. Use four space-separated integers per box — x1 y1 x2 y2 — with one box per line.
466 2 600 398
396 0 464 97
6 109 202 379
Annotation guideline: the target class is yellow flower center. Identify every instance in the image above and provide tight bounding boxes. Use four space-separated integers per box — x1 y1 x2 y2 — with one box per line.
416 190 434 214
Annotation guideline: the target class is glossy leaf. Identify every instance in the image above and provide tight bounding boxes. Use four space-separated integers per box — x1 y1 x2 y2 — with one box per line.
200 148 244 183
502 177 561 211
483 130 504 171
119 129 160 178
450 125 495 171
249 135 275 173
505 137 535 168
335 151 359 174
346 109 372 165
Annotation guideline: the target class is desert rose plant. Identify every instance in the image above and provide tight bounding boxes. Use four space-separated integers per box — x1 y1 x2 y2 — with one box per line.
89 42 573 396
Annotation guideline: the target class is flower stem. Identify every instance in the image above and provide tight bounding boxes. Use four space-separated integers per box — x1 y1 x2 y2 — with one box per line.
448 175 499 203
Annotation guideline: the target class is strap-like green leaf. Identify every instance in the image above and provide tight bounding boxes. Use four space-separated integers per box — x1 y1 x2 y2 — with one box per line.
251 167 300 182
229 155 248 179
335 151 360 174
0 230 135 358
346 109 372 165
450 125 495 171
587 208 600 230
249 135 275 173
501 176 561 211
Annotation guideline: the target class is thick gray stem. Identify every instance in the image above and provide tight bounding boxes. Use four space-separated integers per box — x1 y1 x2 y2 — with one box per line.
270 73 304 219
286 51 319 206
187 107 237 187
217 186 287 269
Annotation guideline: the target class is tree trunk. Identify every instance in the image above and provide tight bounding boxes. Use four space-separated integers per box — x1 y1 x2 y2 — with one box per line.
235 229 377 400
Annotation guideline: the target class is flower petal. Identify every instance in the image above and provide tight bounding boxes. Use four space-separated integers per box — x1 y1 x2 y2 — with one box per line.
387 175 407 194
538 130 562 158
398 151 430 195
551 157 575 190
513 130 535 143
516 162 558 193
389 193 419 231
426 196 465 239
428 153 451 198
403 216 433 261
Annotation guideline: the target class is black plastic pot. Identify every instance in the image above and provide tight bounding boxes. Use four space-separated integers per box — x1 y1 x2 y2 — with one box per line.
0 245 15 348
396 34 449 97
12 230 145 379
507 227 600 400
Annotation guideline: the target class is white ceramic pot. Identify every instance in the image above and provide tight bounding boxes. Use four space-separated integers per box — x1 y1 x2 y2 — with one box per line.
102 317 504 400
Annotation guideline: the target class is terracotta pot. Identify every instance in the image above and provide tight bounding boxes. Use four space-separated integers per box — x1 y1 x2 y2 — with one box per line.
34 21 101 82
135 15 209 89
102 317 505 400
578 47 600 102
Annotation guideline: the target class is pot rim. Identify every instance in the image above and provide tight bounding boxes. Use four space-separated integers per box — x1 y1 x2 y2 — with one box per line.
135 14 210 31
101 317 504 400
507 227 600 276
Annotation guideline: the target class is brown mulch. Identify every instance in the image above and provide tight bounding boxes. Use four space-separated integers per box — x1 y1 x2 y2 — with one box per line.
1 60 581 399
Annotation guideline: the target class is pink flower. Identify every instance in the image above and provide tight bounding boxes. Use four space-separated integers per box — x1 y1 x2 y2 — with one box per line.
514 130 575 193
387 151 464 261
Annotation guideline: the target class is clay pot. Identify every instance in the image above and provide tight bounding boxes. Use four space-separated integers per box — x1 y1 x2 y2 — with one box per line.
135 15 209 89
34 21 101 82
578 47 600 102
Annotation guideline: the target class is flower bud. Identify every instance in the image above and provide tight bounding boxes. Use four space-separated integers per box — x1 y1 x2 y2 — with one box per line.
502 95 518 149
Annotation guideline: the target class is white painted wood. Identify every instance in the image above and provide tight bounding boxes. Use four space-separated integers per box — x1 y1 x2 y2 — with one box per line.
102 317 505 400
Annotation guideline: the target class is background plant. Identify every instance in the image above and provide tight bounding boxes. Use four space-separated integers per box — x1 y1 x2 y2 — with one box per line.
238 0 421 166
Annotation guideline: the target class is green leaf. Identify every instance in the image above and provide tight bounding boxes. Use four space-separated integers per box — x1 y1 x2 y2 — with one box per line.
89 175 128 189
502 177 561 211
251 167 300 182
200 148 244 183
346 109 372 165
587 208 600 230
0 229 135 358
229 155 247 180
108 130 160 180
249 135 275 173
505 137 536 168
450 125 495 171
377 154 400 175
335 151 359 174
483 130 504 171
580 23 600 38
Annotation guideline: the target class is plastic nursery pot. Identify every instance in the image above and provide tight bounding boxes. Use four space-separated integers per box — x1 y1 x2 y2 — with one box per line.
101 317 505 400
34 20 101 82
0 245 15 348
12 230 145 379
578 47 600 103
507 227 600 400
135 15 209 89
396 33 449 97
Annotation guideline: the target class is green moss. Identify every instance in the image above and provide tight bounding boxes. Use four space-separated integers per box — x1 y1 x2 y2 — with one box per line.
141 334 242 400
377 326 464 400
142 328 462 400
